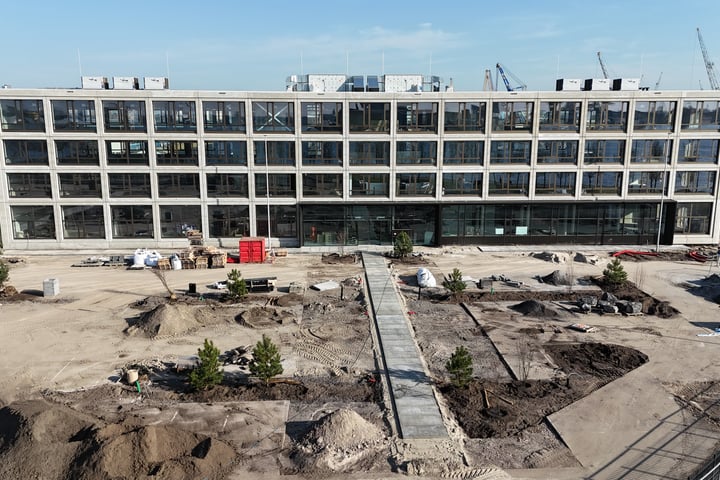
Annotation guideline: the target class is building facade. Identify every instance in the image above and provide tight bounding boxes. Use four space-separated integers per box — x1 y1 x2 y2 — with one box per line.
0 75 719 251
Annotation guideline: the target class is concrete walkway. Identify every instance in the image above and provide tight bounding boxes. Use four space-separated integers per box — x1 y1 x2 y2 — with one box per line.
362 252 448 439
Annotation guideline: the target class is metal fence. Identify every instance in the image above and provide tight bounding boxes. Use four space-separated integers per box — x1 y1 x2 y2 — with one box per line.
690 450 720 480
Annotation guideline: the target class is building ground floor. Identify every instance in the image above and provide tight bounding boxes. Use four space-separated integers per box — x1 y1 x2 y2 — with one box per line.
2 199 700 251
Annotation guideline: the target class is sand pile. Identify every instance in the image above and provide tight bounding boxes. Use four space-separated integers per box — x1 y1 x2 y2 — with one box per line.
511 300 558 318
126 303 226 338
0 399 236 480
293 408 385 472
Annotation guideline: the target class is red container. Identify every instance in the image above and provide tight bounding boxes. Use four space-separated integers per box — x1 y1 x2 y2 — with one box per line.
239 237 266 263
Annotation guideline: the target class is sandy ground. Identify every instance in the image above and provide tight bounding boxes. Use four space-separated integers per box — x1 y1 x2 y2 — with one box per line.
1 246 720 479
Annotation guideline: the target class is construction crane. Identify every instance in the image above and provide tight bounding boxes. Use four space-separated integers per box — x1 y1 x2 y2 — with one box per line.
495 63 527 91
654 72 663 90
482 69 494 91
597 52 610 79
697 27 720 90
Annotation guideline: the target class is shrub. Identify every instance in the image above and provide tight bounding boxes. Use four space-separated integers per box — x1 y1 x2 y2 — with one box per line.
393 231 413 258
249 334 283 385
443 268 466 298
0 260 9 288
188 339 223 391
446 346 473 388
226 269 248 299
603 258 628 286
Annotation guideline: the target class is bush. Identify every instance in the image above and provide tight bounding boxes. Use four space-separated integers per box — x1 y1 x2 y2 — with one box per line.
443 268 466 298
603 258 628 286
226 269 248 299
249 334 283 385
393 231 413 258
446 346 473 388
0 260 9 288
188 339 223 391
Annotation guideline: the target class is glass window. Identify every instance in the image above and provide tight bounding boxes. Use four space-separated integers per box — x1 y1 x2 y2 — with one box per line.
255 173 296 197
482 205 530 235
7 173 52 198
397 102 438 133
205 141 247 166
159 205 201 238
440 204 484 238
153 100 196 132
630 139 671 164
536 140 578 164
396 173 436 196
349 141 390 166
490 140 531 164
583 139 625 164
52 99 96 131
350 173 389 196
301 102 342 133
491 101 533 132
252 101 294 133
627 171 668 195
106 140 149 165
58 173 101 198
529 204 576 237
396 141 437 165
208 205 250 237
539 101 580 131
348 102 390 133
3 139 49 165
301 141 342 166
202 101 245 132
674 171 716 194
55 140 99 165
442 173 482 196
535 172 576 195
257 205 297 238
108 173 151 198
487 172 529 196
444 101 485 132
675 202 712 234
581 171 623 195
102 100 146 132
443 141 484 165
206 174 249 197
586 101 628 132
254 141 295 166
11 206 55 239
302 173 342 197
634 101 675 131
110 205 153 238
157 173 200 197
678 139 719 163
155 141 198 166
394 205 436 246
62 205 105 239
681 100 720 131
1 99 45 131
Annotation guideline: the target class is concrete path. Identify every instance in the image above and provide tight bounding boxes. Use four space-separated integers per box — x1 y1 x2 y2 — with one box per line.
362 252 448 439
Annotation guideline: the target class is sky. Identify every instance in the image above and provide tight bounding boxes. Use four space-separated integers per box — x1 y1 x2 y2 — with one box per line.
3 0 720 92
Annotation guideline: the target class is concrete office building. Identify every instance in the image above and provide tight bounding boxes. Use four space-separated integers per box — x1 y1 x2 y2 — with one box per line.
0 74 718 251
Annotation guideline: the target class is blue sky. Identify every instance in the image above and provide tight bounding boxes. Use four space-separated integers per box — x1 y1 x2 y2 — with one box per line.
3 0 720 91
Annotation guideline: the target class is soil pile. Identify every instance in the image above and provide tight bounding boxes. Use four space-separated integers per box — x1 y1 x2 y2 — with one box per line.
126 303 228 338
0 399 236 480
540 270 571 286
292 408 385 472
511 300 558 318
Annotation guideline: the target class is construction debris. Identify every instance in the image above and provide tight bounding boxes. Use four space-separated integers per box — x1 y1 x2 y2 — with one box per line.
417 268 437 288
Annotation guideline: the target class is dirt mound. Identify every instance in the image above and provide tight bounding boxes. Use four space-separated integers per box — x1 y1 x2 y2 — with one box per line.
511 300 558 318
126 303 227 338
293 408 385 472
322 253 358 264
546 343 648 378
0 399 236 480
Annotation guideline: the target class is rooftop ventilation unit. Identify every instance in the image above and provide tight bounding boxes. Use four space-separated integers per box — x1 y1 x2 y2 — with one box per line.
113 77 139 90
613 78 640 91
144 77 169 90
81 76 109 89
584 78 612 91
555 79 582 91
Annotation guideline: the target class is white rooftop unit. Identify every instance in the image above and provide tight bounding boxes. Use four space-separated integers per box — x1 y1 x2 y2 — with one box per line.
584 78 612 91
384 74 423 92
81 76 109 89
555 78 582 91
144 77 169 90
307 74 347 92
113 77 139 90
613 78 641 91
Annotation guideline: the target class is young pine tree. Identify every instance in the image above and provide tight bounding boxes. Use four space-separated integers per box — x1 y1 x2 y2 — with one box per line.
188 339 223 391
603 258 628 286
446 346 473 388
443 268 467 298
393 231 413 258
226 269 248 299
249 334 283 385
0 260 9 288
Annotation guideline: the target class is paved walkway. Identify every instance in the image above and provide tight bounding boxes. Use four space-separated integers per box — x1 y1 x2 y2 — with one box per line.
361 252 447 439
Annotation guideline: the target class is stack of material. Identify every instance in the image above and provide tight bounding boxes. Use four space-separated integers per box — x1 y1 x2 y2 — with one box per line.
209 252 227 268
195 256 208 269
157 258 171 270
186 229 203 246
